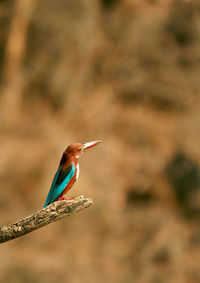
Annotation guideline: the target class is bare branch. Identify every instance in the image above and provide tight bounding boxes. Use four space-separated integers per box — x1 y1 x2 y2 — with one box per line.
0 196 92 244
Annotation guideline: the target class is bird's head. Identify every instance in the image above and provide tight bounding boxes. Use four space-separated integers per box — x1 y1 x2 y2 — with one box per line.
66 140 101 159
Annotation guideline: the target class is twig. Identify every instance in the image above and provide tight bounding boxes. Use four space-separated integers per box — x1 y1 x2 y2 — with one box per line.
0 195 92 244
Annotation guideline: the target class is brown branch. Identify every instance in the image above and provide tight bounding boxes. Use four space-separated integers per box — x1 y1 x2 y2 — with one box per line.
0 195 92 244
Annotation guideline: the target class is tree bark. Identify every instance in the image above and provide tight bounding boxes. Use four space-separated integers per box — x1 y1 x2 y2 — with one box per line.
0 195 92 244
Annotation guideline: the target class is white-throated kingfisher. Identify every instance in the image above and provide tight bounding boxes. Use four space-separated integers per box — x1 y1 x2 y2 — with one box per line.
44 140 101 207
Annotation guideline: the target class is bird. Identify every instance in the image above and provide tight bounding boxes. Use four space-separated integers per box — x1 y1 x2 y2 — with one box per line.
44 140 101 207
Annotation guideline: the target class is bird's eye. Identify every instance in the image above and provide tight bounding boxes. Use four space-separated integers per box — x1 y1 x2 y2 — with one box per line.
78 148 82 152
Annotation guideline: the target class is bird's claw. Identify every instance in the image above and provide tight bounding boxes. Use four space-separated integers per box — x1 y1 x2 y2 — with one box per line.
59 197 74 201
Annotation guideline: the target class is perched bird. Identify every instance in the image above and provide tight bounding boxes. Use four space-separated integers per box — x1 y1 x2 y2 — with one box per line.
44 140 101 207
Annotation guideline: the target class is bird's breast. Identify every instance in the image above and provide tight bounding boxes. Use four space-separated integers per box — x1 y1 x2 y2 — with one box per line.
75 163 79 180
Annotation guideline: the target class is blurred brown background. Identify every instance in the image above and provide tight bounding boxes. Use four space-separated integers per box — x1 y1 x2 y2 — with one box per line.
1 0 200 282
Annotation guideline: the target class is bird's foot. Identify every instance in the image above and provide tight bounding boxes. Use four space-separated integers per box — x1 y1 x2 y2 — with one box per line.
59 197 74 201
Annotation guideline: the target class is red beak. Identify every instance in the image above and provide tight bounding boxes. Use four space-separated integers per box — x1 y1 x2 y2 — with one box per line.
83 140 101 150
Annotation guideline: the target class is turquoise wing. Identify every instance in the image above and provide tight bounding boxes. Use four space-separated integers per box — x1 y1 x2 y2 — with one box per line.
44 163 75 207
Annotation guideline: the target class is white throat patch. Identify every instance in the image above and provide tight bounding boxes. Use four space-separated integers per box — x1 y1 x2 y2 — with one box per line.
76 163 80 180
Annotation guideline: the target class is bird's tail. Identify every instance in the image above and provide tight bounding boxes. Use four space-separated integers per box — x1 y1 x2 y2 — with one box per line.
43 200 49 208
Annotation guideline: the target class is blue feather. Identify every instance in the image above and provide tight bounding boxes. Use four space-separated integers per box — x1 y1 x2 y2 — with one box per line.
44 163 75 207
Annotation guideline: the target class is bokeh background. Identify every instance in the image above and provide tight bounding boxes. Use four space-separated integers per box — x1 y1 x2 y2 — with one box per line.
1 0 200 282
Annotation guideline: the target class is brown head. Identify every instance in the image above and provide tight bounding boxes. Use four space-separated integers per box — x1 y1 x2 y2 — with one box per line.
64 140 101 161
